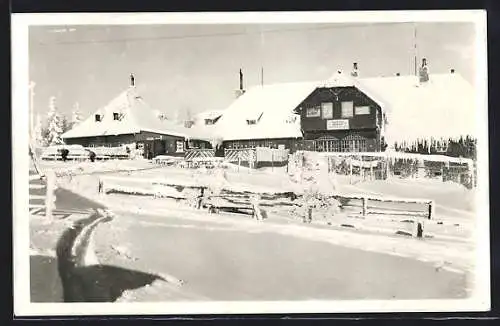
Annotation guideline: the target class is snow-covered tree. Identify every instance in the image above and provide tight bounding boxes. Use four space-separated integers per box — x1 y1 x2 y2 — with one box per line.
289 152 341 223
33 113 45 146
45 96 64 146
71 102 83 128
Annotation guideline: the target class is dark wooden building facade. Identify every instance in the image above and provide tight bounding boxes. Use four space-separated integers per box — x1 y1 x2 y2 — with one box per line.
64 131 186 159
294 86 384 152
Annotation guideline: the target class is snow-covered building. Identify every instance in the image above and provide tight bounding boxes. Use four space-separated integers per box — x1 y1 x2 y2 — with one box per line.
61 75 192 158
193 110 224 126
214 62 476 153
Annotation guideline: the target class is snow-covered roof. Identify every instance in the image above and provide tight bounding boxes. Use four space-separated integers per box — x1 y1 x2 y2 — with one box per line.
61 87 189 139
357 73 476 144
215 72 476 144
184 124 223 142
215 81 318 141
194 110 224 121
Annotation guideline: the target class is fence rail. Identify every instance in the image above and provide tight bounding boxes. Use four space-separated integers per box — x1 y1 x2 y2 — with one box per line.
224 147 289 168
290 151 476 188
185 149 215 160
335 193 434 220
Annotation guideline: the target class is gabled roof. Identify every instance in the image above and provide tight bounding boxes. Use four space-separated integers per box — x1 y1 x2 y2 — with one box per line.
215 81 318 141
214 72 476 144
61 87 189 139
357 73 476 144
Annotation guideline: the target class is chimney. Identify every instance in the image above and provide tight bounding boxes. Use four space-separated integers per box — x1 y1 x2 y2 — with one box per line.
450 68 455 74
239 69 244 91
350 62 359 77
235 69 246 99
130 73 135 87
418 58 429 83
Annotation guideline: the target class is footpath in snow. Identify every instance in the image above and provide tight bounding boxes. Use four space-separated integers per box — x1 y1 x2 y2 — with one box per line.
34 159 479 301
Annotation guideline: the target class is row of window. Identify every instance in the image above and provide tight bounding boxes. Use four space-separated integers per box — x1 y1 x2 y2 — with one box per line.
305 102 370 119
225 140 283 149
95 113 122 122
314 138 368 152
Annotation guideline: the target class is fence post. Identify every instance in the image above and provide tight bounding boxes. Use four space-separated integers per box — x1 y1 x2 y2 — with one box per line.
271 150 274 171
197 187 205 209
349 158 353 184
307 206 313 223
98 178 103 194
428 200 435 219
385 158 390 180
252 195 263 220
362 197 368 217
237 151 241 172
45 170 56 220
470 161 476 188
415 220 424 238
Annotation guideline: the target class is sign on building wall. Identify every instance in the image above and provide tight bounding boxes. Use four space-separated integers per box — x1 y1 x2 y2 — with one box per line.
326 119 349 130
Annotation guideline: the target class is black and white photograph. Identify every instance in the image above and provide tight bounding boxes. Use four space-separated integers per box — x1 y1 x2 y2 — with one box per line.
12 11 489 316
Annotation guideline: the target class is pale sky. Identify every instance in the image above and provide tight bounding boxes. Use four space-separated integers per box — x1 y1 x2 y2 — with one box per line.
29 22 476 120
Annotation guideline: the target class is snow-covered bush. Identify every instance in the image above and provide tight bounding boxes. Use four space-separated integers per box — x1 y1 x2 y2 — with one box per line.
288 151 341 222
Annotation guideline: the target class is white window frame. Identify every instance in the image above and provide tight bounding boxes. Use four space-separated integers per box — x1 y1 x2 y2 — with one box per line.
175 140 184 153
306 106 321 118
321 102 333 119
341 101 354 118
355 106 370 115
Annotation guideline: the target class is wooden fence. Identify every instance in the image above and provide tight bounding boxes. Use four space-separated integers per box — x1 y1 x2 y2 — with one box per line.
99 175 433 237
224 147 289 168
334 193 434 220
185 149 215 160
290 151 476 188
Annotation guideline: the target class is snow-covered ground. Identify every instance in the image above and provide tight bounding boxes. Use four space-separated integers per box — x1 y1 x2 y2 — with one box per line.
38 158 154 177
32 159 479 301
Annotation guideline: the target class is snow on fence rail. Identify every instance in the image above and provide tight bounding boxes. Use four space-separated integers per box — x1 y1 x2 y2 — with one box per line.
185 149 215 160
89 146 129 159
335 193 434 220
290 150 476 188
98 175 266 219
224 147 289 168
29 170 57 219
319 151 474 165
40 145 130 161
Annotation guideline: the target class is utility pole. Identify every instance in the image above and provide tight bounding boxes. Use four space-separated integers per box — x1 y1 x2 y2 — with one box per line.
29 81 36 138
413 24 418 76
261 67 264 87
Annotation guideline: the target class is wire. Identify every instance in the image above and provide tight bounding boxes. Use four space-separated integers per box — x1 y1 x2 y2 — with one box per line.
35 22 409 46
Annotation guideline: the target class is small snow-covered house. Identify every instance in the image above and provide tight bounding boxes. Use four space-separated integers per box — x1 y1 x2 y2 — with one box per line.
215 62 476 153
61 75 191 159
214 81 316 150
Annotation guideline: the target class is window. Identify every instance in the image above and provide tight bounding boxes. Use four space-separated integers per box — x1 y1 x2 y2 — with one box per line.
306 106 321 117
175 140 184 153
247 119 257 125
321 102 333 119
113 113 120 120
355 106 370 115
341 101 354 118
341 134 367 152
205 119 214 125
95 114 101 122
